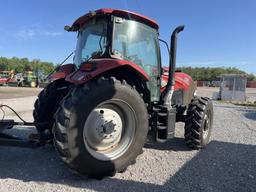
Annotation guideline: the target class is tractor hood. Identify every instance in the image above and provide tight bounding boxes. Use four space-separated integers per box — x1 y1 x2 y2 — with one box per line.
161 67 195 92
161 68 196 106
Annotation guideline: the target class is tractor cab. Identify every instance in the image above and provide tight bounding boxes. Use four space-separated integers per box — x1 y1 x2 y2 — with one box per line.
66 9 162 101
73 14 160 76
64 9 195 105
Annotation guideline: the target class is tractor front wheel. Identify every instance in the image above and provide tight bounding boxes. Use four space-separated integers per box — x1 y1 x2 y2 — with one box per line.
184 97 213 149
53 77 148 178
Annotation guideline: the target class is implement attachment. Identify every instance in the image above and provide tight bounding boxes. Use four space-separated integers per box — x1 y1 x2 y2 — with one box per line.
0 119 40 148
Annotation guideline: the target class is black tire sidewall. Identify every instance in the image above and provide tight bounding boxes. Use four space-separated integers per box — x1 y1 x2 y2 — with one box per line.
200 100 213 146
33 79 70 132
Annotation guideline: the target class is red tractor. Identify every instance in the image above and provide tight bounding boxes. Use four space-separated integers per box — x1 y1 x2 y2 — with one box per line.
1 9 213 178
0 71 11 85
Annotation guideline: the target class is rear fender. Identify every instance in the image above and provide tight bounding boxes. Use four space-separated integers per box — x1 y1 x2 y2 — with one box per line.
48 64 76 81
66 59 149 84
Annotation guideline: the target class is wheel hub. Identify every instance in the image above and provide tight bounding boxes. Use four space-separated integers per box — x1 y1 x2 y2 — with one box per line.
102 120 115 134
83 100 136 161
84 108 123 151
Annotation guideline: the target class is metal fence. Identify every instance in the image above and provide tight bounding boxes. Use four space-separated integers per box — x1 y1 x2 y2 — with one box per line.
219 74 247 101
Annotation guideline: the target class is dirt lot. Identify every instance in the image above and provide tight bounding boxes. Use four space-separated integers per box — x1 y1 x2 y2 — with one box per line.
0 86 42 99
0 87 255 192
1 86 256 102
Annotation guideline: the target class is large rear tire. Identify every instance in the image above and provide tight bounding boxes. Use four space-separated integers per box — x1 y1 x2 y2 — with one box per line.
53 77 148 178
33 79 71 134
184 97 213 149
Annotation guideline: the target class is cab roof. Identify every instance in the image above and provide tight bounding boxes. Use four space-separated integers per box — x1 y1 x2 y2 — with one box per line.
71 8 159 31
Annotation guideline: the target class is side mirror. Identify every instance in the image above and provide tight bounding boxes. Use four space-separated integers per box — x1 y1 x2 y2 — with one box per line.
64 25 72 32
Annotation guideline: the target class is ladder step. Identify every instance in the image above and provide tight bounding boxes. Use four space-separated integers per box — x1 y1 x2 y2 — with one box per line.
157 125 167 130
158 112 167 117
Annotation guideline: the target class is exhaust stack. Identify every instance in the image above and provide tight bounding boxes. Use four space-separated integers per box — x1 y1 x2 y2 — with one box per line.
163 25 184 106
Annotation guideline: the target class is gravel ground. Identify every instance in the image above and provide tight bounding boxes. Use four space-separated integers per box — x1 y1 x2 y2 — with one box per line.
0 95 255 191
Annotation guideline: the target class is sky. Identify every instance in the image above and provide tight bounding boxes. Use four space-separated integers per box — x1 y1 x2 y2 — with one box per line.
0 0 255 74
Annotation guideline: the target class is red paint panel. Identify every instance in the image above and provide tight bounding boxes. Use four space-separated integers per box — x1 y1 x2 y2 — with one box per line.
72 8 159 30
50 71 66 80
66 58 149 84
49 63 75 81
161 71 194 92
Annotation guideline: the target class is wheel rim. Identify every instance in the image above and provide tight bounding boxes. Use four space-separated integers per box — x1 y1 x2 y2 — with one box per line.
83 99 136 161
202 112 210 140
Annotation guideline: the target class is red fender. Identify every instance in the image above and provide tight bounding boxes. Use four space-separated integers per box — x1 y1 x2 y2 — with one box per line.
48 64 76 81
66 58 149 84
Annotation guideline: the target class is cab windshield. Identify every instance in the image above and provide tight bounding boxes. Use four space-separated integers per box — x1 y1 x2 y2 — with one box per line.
74 19 108 66
112 18 160 76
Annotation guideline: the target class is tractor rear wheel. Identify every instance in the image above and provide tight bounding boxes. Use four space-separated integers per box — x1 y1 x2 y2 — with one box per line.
53 77 148 178
184 97 213 149
33 79 71 135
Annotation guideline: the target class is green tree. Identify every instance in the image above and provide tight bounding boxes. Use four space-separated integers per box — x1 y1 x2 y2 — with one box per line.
176 66 255 81
0 56 55 75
